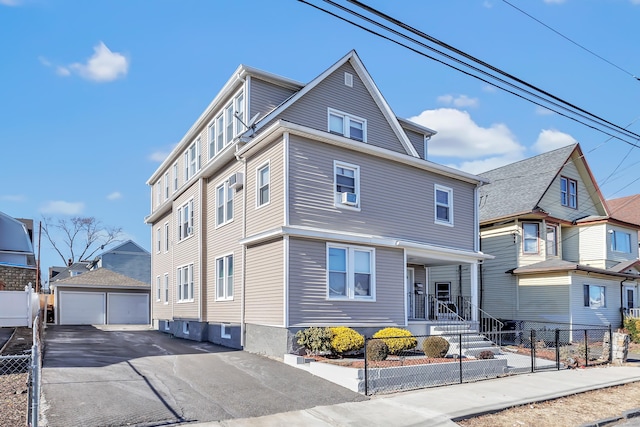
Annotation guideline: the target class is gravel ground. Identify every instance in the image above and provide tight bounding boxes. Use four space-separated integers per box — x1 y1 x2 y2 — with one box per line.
0 327 33 427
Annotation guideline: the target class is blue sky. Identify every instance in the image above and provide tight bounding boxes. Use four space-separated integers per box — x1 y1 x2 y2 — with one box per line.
2 0 640 282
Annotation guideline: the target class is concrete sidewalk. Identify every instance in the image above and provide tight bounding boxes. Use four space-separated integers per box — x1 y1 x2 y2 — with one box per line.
192 365 640 427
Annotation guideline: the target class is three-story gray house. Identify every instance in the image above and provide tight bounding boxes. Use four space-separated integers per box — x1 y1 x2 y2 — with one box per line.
145 51 491 356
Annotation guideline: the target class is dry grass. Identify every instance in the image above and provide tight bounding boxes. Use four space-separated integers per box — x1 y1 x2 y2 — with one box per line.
0 327 33 427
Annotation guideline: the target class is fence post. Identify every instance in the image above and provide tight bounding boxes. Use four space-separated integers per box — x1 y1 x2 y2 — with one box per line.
608 325 613 364
31 316 39 427
459 333 463 384
364 338 368 396
584 329 589 367
530 329 536 373
555 329 560 371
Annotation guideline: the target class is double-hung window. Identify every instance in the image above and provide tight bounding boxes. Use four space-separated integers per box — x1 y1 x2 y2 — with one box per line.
173 163 178 192
560 176 577 209
328 108 366 142
225 104 234 145
257 163 270 207
216 254 234 300
184 141 200 182
584 284 605 308
156 228 161 253
327 244 375 300
164 222 169 252
523 223 539 254
177 264 194 302
234 93 245 135
434 185 453 225
177 199 194 241
163 273 169 303
164 172 169 200
546 224 558 256
611 230 632 253
155 180 161 208
156 276 161 302
208 91 245 159
334 161 360 209
216 181 234 227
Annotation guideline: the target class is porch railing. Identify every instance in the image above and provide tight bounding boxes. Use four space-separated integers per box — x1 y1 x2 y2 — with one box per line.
626 308 640 318
464 300 504 345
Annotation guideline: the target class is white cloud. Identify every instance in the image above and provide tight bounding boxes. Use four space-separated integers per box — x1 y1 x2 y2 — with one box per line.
0 0 20 6
1 194 26 202
535 106 555 116
445 154 525 174
40 201 85 215
631 0 640 4
483 1 494 8
58 42 128 82
437 94 479 108
149 150 170 162
531 129 577 153
543 0 566 3
482 85 497 93
106 192 122 201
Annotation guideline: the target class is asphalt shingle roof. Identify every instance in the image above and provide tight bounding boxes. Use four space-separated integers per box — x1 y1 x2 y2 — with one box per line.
53 267 149 288
479 144 577 223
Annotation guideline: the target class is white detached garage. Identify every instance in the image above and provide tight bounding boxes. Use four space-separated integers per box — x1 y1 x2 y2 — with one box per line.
52 268 150 325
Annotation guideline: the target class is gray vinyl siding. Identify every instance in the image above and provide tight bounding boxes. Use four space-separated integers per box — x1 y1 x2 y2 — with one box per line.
204 160 244 323
173 187 201 320
288 135 476 250
245 239 284 326
539 161 600 222
245 139 285 237
276 62 408 155
479 223 519 319
516 273 570 323
249 78 297 120
404 128 425 159
570 273 621 327
287 237 405 326
429 265 471 300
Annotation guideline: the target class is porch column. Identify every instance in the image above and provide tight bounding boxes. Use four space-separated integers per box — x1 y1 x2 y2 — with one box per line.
470 261 478 322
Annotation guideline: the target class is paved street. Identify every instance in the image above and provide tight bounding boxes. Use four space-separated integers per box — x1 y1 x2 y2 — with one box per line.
40 325 366 427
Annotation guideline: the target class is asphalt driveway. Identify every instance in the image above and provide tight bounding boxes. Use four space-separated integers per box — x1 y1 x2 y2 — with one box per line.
41 325 366 427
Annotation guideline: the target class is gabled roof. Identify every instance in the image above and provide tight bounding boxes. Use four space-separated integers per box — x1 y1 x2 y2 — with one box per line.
52 267 149 289
96 240 149 257
479 144 578 223
253 50 420 158
0 211 34 254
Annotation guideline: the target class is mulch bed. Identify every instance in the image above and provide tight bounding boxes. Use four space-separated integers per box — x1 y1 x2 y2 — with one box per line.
308 353 472 369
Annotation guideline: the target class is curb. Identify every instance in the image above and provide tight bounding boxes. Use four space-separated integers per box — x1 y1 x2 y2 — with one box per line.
579 408 640 427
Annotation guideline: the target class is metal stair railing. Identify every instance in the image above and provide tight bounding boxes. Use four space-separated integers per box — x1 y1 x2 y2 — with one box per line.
464 300 504 346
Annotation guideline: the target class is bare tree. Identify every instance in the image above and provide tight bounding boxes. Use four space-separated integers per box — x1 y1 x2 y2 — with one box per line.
41 216 124 265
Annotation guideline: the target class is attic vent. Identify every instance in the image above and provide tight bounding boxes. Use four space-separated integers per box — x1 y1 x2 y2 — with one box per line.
344 72 353 87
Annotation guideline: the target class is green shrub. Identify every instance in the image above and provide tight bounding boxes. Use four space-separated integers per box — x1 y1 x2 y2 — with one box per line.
624 317 640 343
366 339 389 361
422 336 450 358
329 326 364 355
295 327 332 355
477 350 495 360
372 327 417 355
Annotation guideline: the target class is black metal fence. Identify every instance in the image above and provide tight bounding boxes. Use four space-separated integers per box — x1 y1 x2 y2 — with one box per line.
363 324 612 395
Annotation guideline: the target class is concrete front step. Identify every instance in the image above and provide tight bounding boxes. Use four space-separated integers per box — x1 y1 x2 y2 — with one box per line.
444 334 501 358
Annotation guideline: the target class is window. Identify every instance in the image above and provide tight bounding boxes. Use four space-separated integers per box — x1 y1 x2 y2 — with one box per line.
177 264 194 302
155 180 161 207
164 172 169 200
215 114 224 153
216 181 233 226
611 230 632 253
225 104 234 144
546 225 558 256
328 109 366 142
177 199 194 241
327 244 375 300
434 185 453 225
257 163 270 207
234 93 245 135
560 176 577 209
208 91 245 159
334 161 360 209
216 254 234 300
156 228 161 253
156 276 161 302
584 284 605 308
163 273 169 303
173 163 178 192
184 141 200 182
164 222 169 252
221 323 231 339
523 223 539 254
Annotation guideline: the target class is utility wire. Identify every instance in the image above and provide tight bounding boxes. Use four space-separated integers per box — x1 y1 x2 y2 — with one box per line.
501 0 640 81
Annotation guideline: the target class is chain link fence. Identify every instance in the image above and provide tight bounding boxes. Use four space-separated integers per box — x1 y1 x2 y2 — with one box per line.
364 323 612 395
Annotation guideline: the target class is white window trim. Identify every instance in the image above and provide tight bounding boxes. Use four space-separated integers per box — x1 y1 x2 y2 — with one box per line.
173 162 178 193
184 140 200 183
164 222 170 253
256 161 270 209
327 108 367 142
215 180 234 228
584 284 606 309
434 184 454 226
156 227 161 254
611 230 632 253
221 323 231 339
177 198 194 242
522 222 540 254
177 263 194 303
333 160 361 211
215 253 234 301
326 243 376 301
155 275 161 302
163 273 169 304
545 224 558 257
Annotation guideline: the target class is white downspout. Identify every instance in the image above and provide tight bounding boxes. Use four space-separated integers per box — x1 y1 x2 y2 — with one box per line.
235 148 248 347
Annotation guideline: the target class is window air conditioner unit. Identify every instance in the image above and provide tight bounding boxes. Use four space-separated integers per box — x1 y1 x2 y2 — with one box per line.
341 192 358 206
229 172 244 190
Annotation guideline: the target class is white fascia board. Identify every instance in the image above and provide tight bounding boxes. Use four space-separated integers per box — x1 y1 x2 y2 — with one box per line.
397 117 437 137
239 120 488 185
398 240 494 264
240 225 397 248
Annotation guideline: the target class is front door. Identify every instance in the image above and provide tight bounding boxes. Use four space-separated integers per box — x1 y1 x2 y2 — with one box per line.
624 285 637 316
435 282 456 319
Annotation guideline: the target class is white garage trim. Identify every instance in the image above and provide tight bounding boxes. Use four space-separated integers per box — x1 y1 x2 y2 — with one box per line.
107 293 150 324
59 291 106 325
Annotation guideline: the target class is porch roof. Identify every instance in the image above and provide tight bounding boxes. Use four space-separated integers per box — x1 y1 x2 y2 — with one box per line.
509 258 640 279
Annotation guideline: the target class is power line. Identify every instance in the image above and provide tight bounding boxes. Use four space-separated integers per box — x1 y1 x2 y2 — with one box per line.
298 0 640 149
501 0 640 81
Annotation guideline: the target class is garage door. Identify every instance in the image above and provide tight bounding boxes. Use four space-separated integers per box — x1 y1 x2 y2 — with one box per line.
59 291 106 325
107 293 149 324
